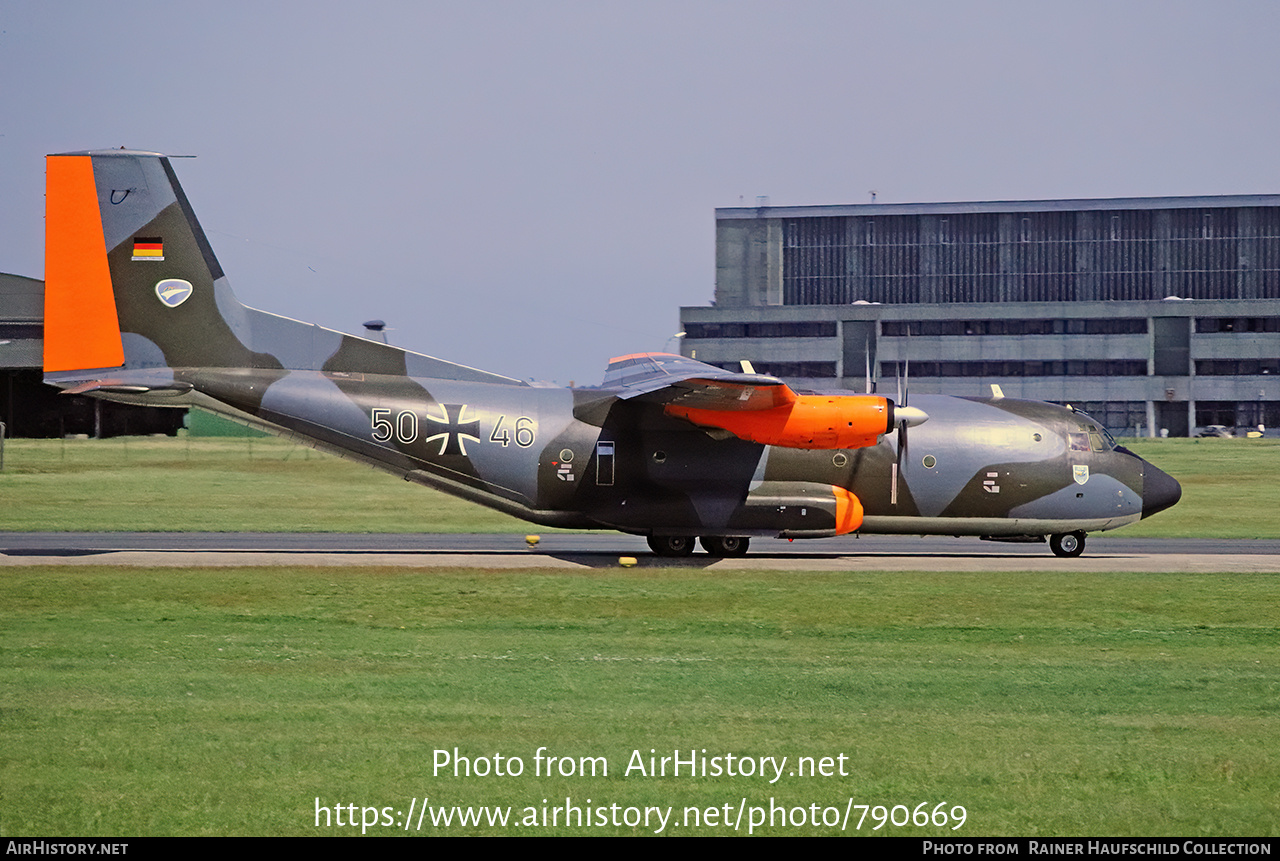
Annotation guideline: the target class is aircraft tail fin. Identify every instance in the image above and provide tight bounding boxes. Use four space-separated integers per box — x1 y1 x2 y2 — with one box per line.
43 153 130 374
43 150 519 386
44 149 286 377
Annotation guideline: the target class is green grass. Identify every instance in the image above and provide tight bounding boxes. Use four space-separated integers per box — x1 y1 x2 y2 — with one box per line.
1 435 1277 537
1 566 1277 836
0 436 534 533
1113 438 1280 539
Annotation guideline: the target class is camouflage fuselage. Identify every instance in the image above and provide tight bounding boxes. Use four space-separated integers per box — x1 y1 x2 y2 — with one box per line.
146 368 1166 540
43 149 1180 548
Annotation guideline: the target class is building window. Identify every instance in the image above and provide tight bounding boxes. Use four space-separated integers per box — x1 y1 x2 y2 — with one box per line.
1196 359 1280 375
879 318 1146 336
881 360 1147 377
718 361 836 378
684 322 836 339
1196 317 1280 333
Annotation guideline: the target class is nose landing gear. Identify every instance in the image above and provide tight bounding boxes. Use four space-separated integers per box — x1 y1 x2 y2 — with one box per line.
1049 531 1086 558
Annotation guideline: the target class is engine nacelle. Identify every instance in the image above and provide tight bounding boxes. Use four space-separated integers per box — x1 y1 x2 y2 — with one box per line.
665 394 894 450
725 481 864 537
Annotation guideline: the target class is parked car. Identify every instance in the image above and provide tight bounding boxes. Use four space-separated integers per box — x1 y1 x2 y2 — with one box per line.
1197 425 1236 438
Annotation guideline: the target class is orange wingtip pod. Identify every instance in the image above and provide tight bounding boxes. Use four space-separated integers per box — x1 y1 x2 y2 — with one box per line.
832 486 864 535
666 395 891 450
44 155 124 373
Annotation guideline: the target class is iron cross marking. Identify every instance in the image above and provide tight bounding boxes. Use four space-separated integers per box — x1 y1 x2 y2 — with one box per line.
424 404 481 456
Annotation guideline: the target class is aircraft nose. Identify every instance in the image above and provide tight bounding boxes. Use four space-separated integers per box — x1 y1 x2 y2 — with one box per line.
1141 461 1182 519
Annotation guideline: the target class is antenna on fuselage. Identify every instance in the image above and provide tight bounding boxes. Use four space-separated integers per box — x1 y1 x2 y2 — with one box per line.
363 320 389 344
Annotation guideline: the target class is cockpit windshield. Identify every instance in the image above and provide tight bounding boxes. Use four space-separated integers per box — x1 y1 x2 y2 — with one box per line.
1073 412 1117 451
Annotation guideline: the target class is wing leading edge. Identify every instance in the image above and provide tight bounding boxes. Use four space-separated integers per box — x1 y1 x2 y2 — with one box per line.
602 352 913 450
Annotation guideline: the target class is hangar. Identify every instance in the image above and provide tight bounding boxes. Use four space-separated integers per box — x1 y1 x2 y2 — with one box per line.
680 195 1280 437
0 271 184 438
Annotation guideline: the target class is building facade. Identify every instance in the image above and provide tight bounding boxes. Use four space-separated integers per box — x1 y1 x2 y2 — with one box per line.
681 195 1280 436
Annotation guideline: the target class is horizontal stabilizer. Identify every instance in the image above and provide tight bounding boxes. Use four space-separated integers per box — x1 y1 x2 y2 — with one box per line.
60 379 194 397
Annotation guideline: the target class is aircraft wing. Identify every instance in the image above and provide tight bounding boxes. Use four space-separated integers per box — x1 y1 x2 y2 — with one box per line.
602 352 897 450
603 352 797 410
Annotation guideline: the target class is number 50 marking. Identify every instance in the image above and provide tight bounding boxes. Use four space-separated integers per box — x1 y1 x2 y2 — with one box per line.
370 408 419 443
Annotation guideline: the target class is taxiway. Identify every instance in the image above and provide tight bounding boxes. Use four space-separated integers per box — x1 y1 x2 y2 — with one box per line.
2 533 1278 572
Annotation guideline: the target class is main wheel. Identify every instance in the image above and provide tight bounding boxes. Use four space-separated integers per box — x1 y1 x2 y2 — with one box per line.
647 535 696 557
699 535 751 557
1049 531 1086 558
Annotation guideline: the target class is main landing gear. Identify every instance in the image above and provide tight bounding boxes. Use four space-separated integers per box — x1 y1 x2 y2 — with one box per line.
700 535 750 557
1048 531 1086 558
646 535 751 558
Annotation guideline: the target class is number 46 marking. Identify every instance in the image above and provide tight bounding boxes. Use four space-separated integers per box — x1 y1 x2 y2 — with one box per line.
490 415 536 447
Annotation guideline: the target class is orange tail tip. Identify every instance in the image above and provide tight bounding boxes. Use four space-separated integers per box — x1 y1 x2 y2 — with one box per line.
832 486 864 535
44 155 124 373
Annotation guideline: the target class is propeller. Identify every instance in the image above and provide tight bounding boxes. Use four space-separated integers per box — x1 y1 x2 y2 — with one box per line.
865 336 927 505
890 354 929 505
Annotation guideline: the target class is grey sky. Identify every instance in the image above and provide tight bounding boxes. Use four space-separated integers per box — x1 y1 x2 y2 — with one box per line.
4 1 1279 384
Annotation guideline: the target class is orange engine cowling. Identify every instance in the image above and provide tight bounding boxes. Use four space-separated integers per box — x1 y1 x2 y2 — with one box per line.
665 395 893 450
831 485 863 535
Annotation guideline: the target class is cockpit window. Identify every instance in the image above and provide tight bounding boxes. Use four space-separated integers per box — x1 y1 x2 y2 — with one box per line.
1072 413 1117 451
1069 433 1091 452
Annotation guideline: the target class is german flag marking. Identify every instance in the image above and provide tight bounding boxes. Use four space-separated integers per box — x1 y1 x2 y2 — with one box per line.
132 237 164 261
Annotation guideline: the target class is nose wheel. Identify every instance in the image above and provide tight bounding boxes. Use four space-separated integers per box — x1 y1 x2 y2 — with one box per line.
1049 531 1086 558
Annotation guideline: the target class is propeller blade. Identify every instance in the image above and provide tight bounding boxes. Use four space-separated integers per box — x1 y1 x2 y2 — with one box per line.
892 413 906 506
890 327 918 504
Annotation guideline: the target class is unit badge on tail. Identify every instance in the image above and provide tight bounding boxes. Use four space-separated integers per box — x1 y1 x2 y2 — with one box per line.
155 279 193 308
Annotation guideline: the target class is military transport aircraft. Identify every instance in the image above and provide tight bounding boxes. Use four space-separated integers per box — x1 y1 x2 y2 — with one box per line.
42 150 1181 558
